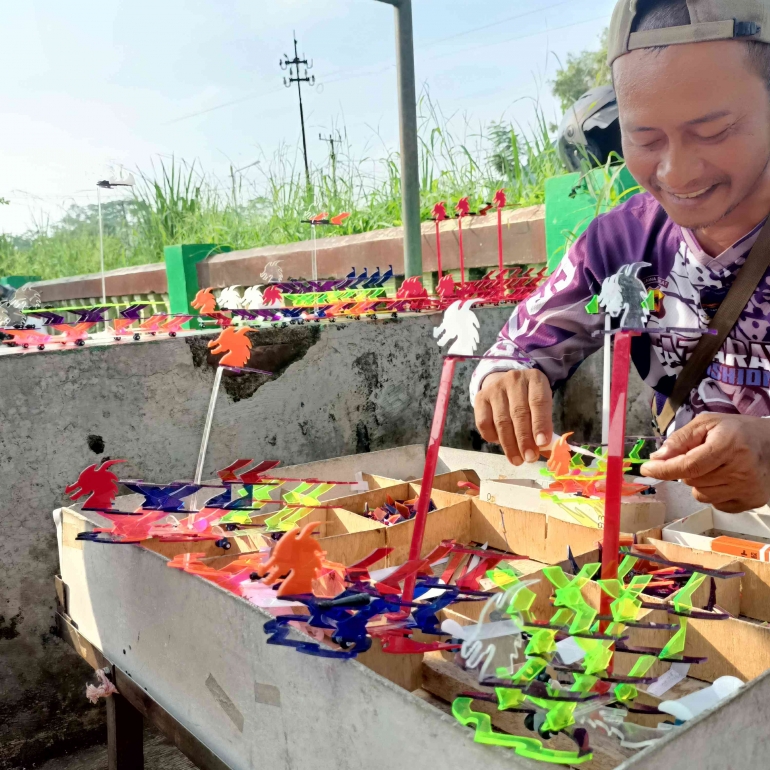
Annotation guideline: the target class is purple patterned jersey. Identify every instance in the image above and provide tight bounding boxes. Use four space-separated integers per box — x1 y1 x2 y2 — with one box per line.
470 192 770 432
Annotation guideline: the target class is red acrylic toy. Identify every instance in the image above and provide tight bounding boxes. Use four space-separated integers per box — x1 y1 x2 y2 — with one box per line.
65 459 127 509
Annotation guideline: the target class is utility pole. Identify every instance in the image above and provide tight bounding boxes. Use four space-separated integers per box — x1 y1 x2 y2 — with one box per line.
281 33 315 187
319 129 344 195
373 0 422 277
319 130 342 168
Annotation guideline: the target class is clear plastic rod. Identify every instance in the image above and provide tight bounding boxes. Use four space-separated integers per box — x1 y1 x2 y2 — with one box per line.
195 366 223 484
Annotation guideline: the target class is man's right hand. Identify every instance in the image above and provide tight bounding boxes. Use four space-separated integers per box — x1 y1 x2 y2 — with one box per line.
474 369 553 466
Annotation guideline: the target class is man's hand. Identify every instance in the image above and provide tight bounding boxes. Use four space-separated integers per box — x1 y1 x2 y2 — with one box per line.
641 413 770 513
474 369 553 466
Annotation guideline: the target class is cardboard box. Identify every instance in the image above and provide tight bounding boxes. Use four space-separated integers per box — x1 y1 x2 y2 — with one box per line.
479 477 666 533
59 504 388 567
424 489 663 564
57 499 770 770
656 506 770 622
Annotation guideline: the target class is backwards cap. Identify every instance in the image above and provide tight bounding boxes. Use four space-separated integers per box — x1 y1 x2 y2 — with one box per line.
608 0 770 65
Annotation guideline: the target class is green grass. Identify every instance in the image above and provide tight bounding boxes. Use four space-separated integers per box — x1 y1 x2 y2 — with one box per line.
1 95 569 282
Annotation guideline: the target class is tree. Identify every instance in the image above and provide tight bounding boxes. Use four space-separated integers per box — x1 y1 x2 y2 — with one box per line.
551 29 611 113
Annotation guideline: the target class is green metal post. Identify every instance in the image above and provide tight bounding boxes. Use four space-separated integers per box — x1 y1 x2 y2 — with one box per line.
544 166 640 273
0 276 40 291
164 244 230 329
374 0 422 278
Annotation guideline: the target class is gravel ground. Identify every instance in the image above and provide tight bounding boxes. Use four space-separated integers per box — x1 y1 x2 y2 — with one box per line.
16 729 197 770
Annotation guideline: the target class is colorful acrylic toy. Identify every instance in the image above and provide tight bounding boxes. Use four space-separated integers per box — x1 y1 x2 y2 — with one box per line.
208 327 252 368
65 459 127 510
431 202 449 278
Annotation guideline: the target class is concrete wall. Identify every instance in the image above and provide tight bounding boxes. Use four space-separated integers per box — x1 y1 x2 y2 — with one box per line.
199 206 545 288
0 306 649 768
27 205 544 304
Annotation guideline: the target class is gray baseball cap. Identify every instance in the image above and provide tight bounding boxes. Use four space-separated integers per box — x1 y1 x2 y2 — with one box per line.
608 0 770 65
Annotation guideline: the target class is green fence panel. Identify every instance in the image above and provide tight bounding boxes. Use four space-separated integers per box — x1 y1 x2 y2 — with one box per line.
164 244 231 329
544 166 640 274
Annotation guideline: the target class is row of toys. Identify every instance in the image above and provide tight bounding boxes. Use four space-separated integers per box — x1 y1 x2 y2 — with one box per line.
1 189 546 352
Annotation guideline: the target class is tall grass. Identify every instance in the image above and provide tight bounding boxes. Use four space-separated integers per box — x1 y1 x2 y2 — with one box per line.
1 95 569 282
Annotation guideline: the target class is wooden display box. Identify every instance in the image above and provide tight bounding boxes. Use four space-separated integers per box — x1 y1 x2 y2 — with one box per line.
56 503 770 770
478 477 666 532
655 507 770 622
418 490 663 564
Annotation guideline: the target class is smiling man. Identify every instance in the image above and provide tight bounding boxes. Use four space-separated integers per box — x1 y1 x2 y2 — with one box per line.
471 0 770 513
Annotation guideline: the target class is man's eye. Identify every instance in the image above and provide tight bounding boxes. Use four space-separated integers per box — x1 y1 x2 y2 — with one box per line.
696 127 731 141
636 138 664 149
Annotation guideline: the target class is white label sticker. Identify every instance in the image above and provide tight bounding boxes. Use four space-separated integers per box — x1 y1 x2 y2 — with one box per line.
646 663 691 697
556 637 586 666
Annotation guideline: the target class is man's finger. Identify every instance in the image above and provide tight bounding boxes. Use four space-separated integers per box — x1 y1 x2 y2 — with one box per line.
712 499 748 514
490 392 523 466
691 484 733 506
682 465 732 489
641 443 724 481
507 378 537 463
528 373 554 449
475 396 499 445
649 418 711 461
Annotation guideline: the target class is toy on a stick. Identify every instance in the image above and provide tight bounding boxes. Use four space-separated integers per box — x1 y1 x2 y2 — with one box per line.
65 459 127 510
432 202 449 278
208 327 252 368
455 197 470 286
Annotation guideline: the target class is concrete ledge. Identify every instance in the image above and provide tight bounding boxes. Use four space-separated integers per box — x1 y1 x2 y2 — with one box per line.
0 305 650 767
0 309 506 767
200 205 545 286
26 206 545 304
31 262 168 304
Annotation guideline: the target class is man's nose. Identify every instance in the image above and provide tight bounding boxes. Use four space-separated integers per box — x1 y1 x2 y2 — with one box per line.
656 140 705 191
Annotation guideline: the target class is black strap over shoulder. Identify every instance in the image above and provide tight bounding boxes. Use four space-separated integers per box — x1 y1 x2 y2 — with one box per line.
655 218 770 434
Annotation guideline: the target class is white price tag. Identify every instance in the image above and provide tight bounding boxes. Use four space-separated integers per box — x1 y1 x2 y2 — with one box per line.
646 663 690 697
556 637 586 666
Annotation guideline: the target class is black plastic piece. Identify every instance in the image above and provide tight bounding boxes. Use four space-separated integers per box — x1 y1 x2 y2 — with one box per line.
735 21 761 37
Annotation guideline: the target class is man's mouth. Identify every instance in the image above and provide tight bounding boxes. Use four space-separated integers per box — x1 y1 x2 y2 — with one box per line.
668 185 717 200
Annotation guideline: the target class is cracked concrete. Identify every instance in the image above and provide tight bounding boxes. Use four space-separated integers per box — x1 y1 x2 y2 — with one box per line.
0 308 649 767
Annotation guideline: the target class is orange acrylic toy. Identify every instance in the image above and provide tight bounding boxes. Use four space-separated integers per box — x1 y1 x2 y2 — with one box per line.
192 287 217 315
208 326 252 368
255 521 326 596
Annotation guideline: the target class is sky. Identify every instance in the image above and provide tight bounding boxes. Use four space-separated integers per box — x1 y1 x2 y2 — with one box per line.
0 0 615 235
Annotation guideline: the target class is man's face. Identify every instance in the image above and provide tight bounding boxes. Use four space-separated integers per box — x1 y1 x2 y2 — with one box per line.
614 41 770 230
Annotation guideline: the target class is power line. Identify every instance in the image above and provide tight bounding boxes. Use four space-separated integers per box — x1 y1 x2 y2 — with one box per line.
425 0 576 46
163 88 284 125
162 0 599 125
423 13 611 62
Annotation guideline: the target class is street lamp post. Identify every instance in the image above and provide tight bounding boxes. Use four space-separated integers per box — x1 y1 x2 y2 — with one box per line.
96 175 135 304
373 0 422 278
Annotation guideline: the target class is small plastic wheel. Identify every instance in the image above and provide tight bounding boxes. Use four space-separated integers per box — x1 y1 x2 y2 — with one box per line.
169 331 177 337
150 332 156 336
114 336 121 342
37 344 45 351
75 339 85 347
22 343 29 349
133 333 141 341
